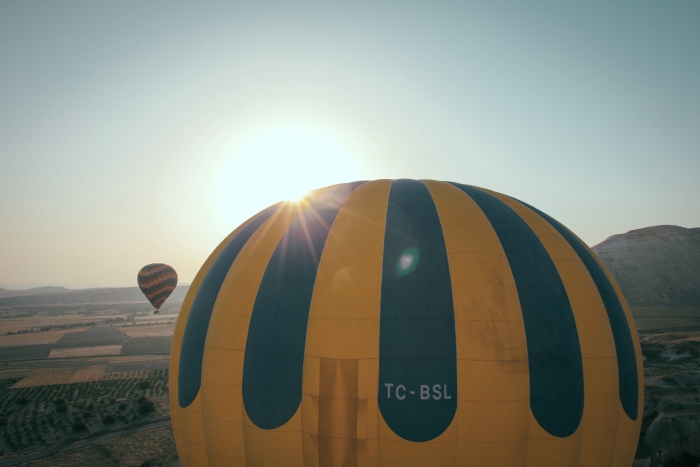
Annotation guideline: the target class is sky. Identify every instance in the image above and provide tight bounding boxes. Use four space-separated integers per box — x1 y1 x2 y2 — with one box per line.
0 1 698 288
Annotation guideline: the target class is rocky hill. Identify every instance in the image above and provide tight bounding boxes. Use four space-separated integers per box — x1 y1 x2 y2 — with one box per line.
592 225 700 307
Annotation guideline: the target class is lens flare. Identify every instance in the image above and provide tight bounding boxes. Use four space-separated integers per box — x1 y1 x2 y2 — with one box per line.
396 247 420 277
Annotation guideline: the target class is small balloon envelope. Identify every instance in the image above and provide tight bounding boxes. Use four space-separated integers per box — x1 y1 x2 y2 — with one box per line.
137 263 178 311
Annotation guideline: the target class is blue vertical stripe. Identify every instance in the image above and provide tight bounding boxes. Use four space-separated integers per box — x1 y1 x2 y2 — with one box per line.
178 203 281 408
242 183 361 429
513 199 638 420
378 179 457 442
451 183 584 438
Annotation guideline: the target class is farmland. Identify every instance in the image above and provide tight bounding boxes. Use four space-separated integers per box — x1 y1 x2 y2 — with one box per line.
0 287 183 465
0 369 169 457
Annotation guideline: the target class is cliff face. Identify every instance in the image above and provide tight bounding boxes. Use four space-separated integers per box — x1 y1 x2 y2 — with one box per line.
592 225 700 307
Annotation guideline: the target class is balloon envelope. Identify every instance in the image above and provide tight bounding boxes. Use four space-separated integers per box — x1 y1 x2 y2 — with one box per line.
170 180 642 467
137 263 178 310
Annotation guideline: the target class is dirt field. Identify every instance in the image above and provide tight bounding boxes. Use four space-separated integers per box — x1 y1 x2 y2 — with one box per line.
53 327 129 349
12 366 107 388
0 345 53 362
0 328 88 347
120 324 174 338
48 346 123 359
12 368 73 387
121 337 171 356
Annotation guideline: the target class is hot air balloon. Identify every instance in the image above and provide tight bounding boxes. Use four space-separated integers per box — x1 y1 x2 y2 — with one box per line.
137 263 178 314
170 180 642 467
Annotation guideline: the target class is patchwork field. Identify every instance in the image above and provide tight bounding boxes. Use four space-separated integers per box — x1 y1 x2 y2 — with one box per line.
0 292 181 465
0 302 177 363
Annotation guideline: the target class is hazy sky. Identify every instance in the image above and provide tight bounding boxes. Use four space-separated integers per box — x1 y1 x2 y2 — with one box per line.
1 1 698 288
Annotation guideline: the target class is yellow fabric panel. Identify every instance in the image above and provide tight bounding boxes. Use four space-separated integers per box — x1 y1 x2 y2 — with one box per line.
357 438 378 467
204 311 255 351
569 226 644 464
358 358 380 440
458 440 528 467
457 359 529 401
203 417 245 458
603 262 644 464
203 377 243 422
449 251 516 286
306 318 380 360
305 180 389 355
610 397 643 461
181 441 209 467
198 203 297 464
452 283 522 322
170 218 251 467
377 437 456 467
457 399 529 442
579 430 618 467
208 455 246 467
317 358 359 466
526 417 583 467
424 180 529 466
486 190 631 467
302 432 321 467
302 180 391 467
180 395 208 467
243 409 305 467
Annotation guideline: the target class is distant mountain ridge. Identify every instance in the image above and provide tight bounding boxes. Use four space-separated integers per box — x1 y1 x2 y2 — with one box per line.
0 286 189 307
0 286 70 297
592 225 700 307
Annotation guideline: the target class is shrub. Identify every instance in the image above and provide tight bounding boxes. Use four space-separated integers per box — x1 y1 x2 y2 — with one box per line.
56 405 67 414
15 397 30 406
72 421 87 433
138 400 155 415
101 415 116 425
138 381 151 390
118 403 126 411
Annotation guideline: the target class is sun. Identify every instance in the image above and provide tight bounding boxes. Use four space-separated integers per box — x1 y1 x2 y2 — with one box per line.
284 187 312 203
213 125 364 228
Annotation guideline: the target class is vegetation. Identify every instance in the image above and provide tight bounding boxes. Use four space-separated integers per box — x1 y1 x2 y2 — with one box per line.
0 369 168 458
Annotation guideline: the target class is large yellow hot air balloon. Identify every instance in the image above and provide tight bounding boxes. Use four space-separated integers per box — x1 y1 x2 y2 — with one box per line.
170 180 642 467
137 263 178 314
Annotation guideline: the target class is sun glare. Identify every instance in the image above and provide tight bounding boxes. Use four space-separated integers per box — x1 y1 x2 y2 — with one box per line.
213 126 364 229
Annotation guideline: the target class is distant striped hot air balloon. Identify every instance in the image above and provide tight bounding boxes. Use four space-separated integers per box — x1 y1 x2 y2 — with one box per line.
137 263 178 314
170 180 643 467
